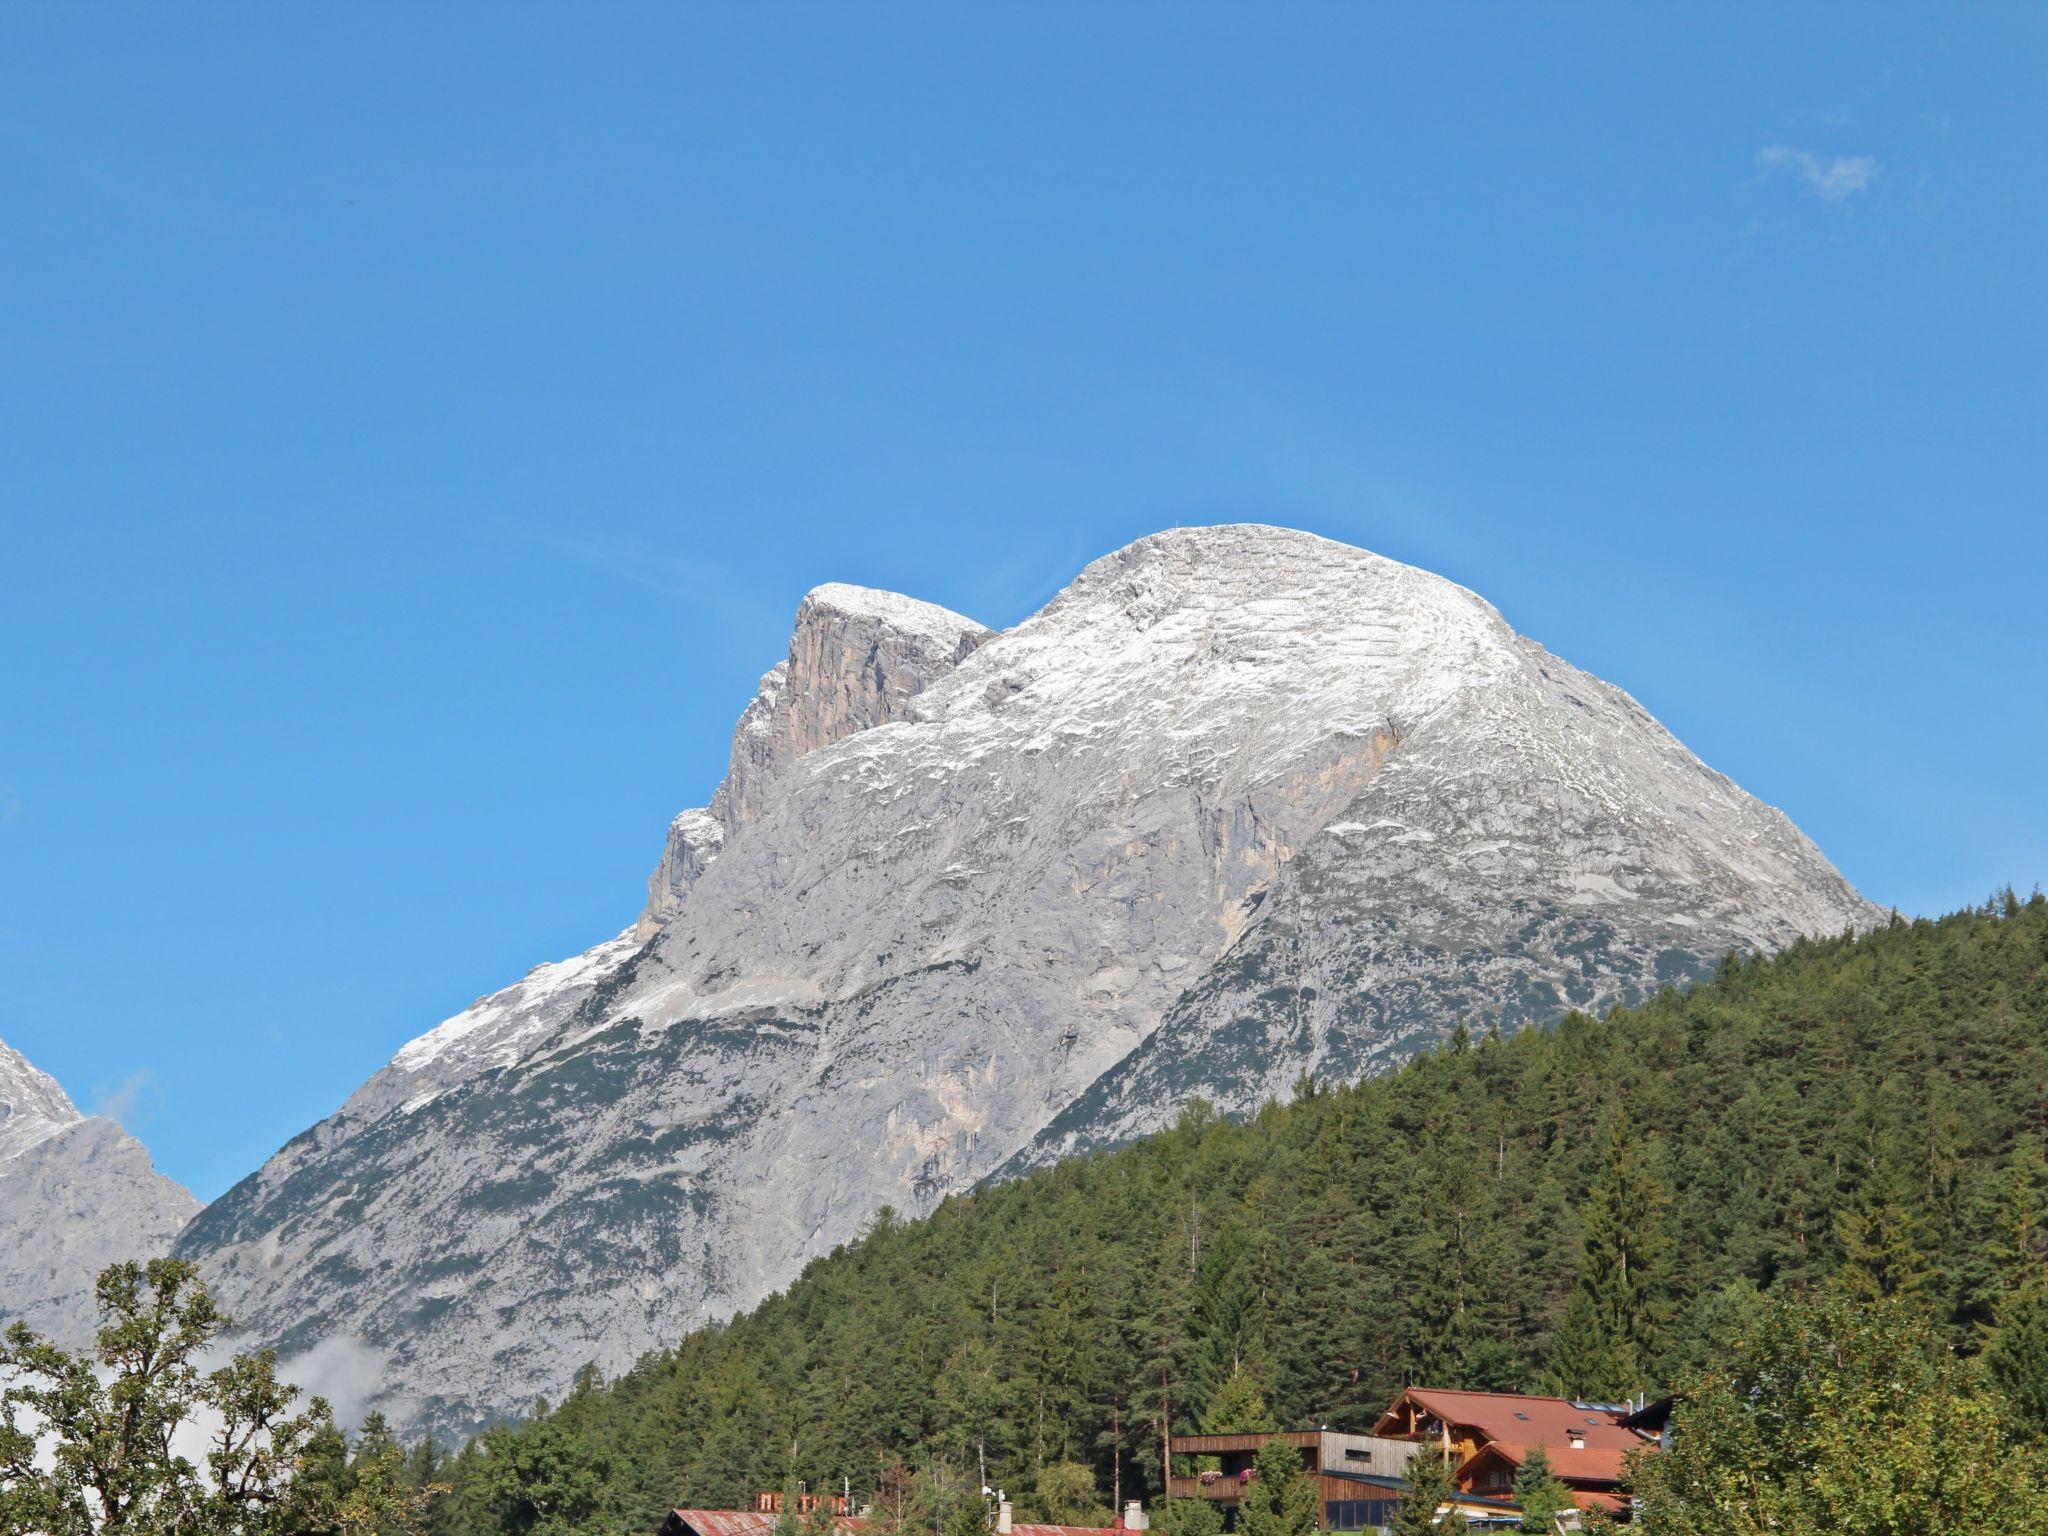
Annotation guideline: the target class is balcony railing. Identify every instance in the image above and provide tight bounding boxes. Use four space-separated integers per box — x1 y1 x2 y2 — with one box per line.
1166 1477 1247 1502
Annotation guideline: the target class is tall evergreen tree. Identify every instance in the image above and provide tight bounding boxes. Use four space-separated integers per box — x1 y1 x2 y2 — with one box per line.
1832 1104 1936 1305
1388 1447 1455 1536
1544 1111 1670 1398
1235 1438 1317 1536
1198 1375 1275 1436
1511 1447 1572 1533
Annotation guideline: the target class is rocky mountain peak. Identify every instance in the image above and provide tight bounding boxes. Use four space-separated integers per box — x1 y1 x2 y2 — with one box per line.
639 582 989 935
0 1037 202 1345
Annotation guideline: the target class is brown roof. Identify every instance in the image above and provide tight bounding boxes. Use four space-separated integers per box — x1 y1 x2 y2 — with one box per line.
1454 1440 1632 1490
1375 1387 1646 1461
666 1514 1116 1536
668 1513 871 1536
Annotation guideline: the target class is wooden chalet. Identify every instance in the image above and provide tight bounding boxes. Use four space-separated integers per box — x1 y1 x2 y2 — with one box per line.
661 1504 1125 1536
1372 1387 1658 1521
1167 1430 1423 1531
751 1494 857 1518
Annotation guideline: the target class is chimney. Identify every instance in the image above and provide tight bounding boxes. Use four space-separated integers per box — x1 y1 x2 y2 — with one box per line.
1123 1503 1148 1532
997 1501 1013 1534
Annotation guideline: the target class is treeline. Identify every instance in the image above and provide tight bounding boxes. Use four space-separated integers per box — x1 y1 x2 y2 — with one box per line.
410 895 2048 1536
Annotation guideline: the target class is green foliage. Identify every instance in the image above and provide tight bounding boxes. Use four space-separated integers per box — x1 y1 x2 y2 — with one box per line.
1389 1446 1454 1536
1512 1447 1572 1533
1030 1463 1109 1527
421 899 2048 1536
1197 1376 1274 1436
1989 1281 2048 1444
876 1462 986 1536
1235 1438 1316 1536
0 1260 433 1536
1630 1287 2048 1535
472 1422 613 1536
1830 1085 1938 1304
1152 1500 1221 1536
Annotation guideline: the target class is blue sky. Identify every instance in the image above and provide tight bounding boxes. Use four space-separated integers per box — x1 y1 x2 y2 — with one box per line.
3 5 2043 1199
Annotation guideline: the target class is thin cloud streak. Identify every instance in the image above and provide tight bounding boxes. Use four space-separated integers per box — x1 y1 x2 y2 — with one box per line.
1757 143 1881 204
90 1068 155 1129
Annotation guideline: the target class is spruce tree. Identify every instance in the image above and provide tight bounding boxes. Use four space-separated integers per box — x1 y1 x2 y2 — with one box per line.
1511 1447 1572 1533
1389 1446 1455 1536
1833 1112 1935 1304
1199 1374 1276 1435
1236 1437 1318 1536
1545 1111 1670 1398
1189 1225 1264 1416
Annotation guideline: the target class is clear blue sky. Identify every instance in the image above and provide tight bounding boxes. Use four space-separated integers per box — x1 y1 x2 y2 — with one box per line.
3 5 2043 1200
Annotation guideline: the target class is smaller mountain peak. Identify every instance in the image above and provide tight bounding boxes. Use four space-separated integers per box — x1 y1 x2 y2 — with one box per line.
796 583 987 650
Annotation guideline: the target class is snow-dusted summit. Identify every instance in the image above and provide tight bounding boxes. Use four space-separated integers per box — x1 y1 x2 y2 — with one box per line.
176 526 1878 1435
0 1038 202 1343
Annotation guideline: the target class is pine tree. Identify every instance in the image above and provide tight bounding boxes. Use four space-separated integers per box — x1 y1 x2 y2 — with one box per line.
1189 1225 1264 1417
1389 1446 1455 1536
1833 1111 1936 1305
1511 1447 1572 1533
1198 1374 1275 1435
1540 1291 1602 1400
1236 1437 1318 1536
1545 1111 1670 1397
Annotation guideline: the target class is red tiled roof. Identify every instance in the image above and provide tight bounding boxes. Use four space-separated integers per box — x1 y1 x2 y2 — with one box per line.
1376 1387 1647 1461
669 1513 870 1536
1454 1440 1633 1489
667 1513 1115 1536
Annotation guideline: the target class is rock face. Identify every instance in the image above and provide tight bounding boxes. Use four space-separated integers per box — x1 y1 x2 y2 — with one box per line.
0 1038 203 1344
175 526 1880 1436
640 584 991 937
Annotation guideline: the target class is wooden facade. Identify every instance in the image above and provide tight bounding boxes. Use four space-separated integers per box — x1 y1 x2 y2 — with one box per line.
1165 1431 1421 1531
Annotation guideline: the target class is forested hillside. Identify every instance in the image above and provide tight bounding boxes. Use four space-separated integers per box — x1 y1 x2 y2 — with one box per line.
413 896 2048 1536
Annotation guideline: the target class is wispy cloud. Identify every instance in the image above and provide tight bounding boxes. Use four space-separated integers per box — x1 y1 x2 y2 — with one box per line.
90 1068 156 1129
539 530 786 632
1757 144 1880 204
0 785 19 824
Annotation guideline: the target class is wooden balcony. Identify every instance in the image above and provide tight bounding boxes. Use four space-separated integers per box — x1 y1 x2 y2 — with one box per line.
1166 1477 1246 1503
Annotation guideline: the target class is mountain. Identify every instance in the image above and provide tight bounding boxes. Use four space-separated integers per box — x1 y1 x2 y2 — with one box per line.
174 526 1879 1435
0 1038 203 1344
